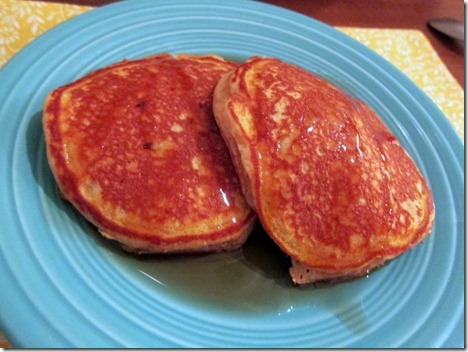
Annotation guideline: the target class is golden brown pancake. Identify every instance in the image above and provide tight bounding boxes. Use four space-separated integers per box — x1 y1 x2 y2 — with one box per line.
213 56 435 284
43 53 256 254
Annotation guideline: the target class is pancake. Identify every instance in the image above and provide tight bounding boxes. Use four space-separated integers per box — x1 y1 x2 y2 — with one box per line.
43 53 256 254
213 56 435 284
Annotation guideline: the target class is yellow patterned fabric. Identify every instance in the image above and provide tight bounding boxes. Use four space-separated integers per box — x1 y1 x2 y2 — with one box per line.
339 27 464 139
0 0 463 140
0 0 92 65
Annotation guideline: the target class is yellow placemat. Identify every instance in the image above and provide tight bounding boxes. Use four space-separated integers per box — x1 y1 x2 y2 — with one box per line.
0 0 92 64
338 27 464 139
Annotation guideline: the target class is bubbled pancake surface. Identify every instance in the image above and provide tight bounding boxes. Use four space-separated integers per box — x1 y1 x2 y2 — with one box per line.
43 54 256 253
213 56 435 274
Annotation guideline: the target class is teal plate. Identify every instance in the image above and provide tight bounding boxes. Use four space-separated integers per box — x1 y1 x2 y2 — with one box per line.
0 0 463 348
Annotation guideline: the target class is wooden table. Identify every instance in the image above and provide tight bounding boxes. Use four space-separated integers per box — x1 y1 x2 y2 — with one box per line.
44 0 464 88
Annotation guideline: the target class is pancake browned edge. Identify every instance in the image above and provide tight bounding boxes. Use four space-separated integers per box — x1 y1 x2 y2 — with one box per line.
43 53 256 254
213 56 435 284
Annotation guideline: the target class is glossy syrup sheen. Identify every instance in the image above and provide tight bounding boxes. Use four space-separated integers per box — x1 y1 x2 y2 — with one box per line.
87 217 374 327
236 57 434 269
44 55 411 325
66 56 238 222
38 138 374 334
37 104 369 330
44 54 254 246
